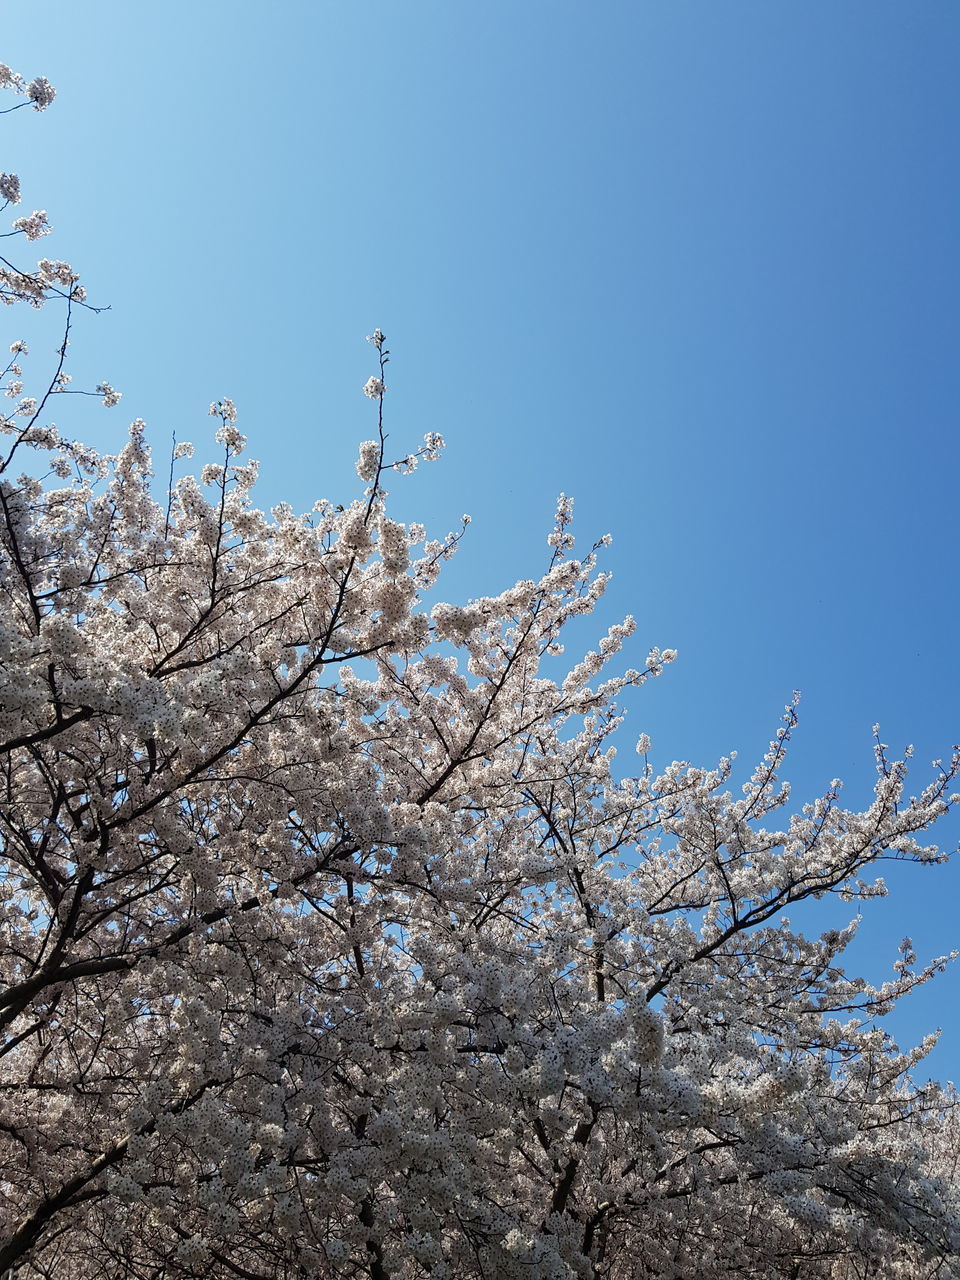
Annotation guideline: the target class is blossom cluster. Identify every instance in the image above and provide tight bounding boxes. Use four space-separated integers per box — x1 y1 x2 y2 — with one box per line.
0 65 55 110
0 172 20 205
11 208 50 240
1 370 957 1277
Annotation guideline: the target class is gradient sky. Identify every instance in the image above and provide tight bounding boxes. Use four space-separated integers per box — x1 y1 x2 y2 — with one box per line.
5 3 959 1077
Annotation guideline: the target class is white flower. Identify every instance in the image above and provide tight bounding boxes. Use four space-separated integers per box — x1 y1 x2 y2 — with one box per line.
356 440 380 482
38 260 76 286
0 173 21 205
209 397 238 422
96 382 122 408
421 431 444 461
12 210 51 241
366 328 385 349
26 77 56 110
215 423 246 453
363 376 385 399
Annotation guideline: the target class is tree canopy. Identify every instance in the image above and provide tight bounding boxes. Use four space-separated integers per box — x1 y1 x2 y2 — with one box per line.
1 65 958 1280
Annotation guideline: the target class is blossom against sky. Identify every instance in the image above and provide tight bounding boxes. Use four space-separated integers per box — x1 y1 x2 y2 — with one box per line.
4 1 959 1075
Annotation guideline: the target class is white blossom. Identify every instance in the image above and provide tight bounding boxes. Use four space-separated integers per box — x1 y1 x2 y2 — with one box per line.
95 381 122 407
356 439 380 481
209 397 238 422
26 76 56 110
0 173 21 205
11 209 51 240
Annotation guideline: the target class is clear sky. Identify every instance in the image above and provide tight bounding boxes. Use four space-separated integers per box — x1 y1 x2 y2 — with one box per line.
5 3 959 1077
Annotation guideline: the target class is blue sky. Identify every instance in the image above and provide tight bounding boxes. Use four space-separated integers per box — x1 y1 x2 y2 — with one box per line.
5 3 959 1076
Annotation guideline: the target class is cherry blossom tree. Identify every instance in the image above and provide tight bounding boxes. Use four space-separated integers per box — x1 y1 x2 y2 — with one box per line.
1 68 959 1280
